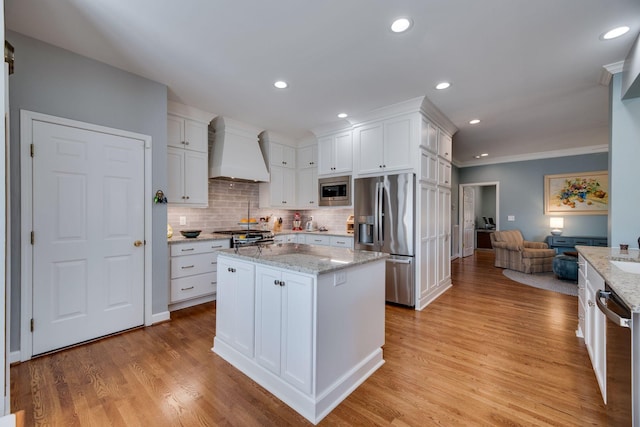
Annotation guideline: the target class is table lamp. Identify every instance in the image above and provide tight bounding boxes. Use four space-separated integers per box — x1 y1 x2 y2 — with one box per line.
550 217 564 236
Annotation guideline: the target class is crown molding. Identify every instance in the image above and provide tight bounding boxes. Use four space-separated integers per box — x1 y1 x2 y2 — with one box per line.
167 100 216 123
347 96 425 126
419 96 458 137
455 144 609 168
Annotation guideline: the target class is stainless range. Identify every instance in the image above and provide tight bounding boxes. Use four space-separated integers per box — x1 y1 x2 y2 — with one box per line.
213 229 274 248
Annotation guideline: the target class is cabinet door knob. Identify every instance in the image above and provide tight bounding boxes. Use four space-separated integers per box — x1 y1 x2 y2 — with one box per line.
274 279 280 286
133 240 143 247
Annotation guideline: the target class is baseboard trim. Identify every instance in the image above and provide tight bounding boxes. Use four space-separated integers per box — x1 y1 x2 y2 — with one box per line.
9 351 21 365
151 311 171 324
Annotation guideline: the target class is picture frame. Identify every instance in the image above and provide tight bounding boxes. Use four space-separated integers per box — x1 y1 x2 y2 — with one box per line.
544 170 608 215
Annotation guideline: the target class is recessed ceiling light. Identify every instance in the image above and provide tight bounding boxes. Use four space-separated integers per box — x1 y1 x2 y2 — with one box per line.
474 155 481 159
480 153 488 157
337 113 348 119
274 80 288 89
602 26 630 40
469 119 481 125
391 18 412 33
435 82 451 90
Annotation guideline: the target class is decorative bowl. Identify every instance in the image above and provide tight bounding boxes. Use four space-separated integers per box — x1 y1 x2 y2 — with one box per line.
180 230 202 238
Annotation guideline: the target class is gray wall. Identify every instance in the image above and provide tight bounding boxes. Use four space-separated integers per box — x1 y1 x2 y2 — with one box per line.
458 153 609 242
610 72 640 247
7 31 169 351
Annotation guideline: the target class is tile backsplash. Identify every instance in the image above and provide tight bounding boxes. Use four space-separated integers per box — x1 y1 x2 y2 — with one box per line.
168 179 353 234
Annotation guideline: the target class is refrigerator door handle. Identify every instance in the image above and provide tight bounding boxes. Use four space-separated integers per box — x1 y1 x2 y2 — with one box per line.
386 258 411 264
377 181 384 247
596 290 631 328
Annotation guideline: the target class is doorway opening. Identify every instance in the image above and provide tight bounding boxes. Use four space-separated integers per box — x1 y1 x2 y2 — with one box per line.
458 182 500 258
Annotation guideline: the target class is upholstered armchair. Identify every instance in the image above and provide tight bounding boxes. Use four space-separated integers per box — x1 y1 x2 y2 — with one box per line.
490 229 556 274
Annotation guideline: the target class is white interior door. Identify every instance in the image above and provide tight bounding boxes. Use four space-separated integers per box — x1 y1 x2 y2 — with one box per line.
31 120 145 355
463 187 475 257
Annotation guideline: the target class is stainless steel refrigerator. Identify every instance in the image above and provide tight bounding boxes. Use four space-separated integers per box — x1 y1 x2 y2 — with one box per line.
354 173 415 306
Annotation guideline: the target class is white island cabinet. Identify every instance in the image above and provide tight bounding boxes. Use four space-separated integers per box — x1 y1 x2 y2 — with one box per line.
213 244 387 424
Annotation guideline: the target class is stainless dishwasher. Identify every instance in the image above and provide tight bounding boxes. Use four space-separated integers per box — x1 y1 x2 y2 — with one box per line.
597 285 633 425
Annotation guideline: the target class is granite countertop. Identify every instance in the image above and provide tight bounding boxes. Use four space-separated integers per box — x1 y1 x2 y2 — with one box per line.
167 232 232 244
274 230 354 237
218 243 388 275
576 246 640 312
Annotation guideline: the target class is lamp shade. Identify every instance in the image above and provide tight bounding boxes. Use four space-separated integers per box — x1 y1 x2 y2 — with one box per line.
550 217 564 235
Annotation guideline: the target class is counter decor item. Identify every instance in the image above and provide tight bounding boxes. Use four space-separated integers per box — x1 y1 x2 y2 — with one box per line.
180 230 202 238
273 217 282 232
292 212 302 231
167 224 173 238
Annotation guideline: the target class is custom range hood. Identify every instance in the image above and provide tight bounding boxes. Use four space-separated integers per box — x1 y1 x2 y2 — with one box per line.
209 117 270 182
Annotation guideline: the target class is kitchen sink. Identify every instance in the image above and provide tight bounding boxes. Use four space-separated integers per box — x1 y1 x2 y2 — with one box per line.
610 260 640 275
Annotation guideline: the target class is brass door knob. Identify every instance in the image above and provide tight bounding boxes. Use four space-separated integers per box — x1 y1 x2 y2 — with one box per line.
134 240 143 247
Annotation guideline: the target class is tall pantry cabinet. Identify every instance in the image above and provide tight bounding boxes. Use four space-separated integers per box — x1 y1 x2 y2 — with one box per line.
347 97 457 310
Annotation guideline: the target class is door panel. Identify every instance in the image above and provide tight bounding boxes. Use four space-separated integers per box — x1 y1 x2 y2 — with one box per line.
463 187 475 257
32 120 145 355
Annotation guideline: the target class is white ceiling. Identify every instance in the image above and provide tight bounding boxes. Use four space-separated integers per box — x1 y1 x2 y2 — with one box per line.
5 0 640 166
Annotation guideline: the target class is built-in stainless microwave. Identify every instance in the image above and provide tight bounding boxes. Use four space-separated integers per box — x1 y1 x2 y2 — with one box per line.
318 175 351 206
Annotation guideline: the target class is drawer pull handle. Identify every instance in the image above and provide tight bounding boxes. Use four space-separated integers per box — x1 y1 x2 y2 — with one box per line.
181 286 195 291
181 248 195 252
336 241 345 245
211 245 223 249
181 265 195 269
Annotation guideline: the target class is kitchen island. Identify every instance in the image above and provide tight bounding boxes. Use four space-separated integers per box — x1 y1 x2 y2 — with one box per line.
212 243 388 424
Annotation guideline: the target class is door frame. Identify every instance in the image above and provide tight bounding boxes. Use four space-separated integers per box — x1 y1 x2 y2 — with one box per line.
20 110 153 361
457 181 500 258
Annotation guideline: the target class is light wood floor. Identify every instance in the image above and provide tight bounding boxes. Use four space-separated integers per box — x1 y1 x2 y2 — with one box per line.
11 251 608 426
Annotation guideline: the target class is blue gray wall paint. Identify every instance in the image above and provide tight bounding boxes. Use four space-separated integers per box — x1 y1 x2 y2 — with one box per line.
610 72 640 247
458 153 608 243
7 31 169 351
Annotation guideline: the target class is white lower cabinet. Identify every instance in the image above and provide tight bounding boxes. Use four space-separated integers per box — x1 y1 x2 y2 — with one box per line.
255 266 314 394
578 254 606 403
216 258 256 358
330 236 353 248
169 239 230 309
305 234 331 246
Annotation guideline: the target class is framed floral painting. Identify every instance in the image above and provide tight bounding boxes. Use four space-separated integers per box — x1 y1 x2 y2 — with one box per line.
544 171 608 215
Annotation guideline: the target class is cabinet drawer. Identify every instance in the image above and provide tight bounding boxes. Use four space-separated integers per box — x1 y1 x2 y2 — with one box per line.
573 239 591 246
171 252 217 278
170 239 230 256
330 236 353 248
170 272 216 303
306 235 331 246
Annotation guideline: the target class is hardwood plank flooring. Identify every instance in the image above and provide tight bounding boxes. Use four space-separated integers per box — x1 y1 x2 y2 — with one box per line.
11 251 608 426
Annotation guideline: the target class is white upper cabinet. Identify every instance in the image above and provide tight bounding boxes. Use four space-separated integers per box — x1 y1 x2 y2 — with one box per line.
297 167 318 208
297 145 317 169
355 114 413 175
167 114 208 153
317 130 352 176
438 130 452 162
420 119 438 154
259 132 298 208
167 102 214 207
270 142 296 168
